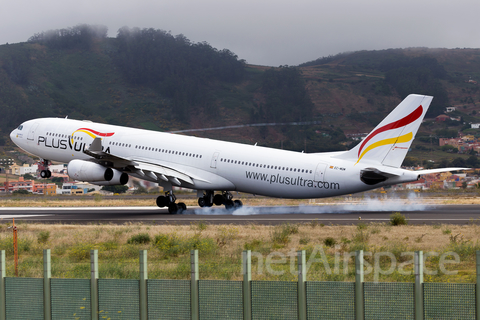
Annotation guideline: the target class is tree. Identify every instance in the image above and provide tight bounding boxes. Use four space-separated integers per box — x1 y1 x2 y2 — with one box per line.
259 66 314 122
450 157 466 167
101 185 128 194
23 173 35 180
466 155 479 167
12 189 30 195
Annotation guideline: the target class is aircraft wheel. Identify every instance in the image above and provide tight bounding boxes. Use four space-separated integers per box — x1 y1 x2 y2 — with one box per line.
234 200 243 208
213 194 224 206
178 202 187 212
168 203 179 214
156 196 168 208
40 170 51 179
198 197 206 207
225 199 235 210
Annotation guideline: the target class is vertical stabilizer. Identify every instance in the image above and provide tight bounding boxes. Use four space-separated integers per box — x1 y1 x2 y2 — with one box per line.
334 94 433 167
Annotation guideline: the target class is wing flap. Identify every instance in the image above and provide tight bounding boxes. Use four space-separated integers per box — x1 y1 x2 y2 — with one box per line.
135 161 195 185
83 137 204 186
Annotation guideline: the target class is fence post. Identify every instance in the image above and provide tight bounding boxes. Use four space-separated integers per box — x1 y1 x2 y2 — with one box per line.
90 249 99 320
415 251 424 320
140 250 148 320
476 251 480 320
355 250 364 320
0 250 5 320
242 250 252 320
43 249 51 320
191 250 199 320
298 250 307 320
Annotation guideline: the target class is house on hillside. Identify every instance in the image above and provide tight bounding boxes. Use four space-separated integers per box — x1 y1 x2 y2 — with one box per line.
435 114 450 122
446 107 456 113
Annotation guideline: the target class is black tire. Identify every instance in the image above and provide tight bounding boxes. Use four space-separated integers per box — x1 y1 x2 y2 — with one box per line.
40 170 48 179
156 196 168 208
198 197 206 207
225 199 234 210
234 200 243 208
178 202 187 212
46 170 52 178
213 194 224 206
168 203 178 214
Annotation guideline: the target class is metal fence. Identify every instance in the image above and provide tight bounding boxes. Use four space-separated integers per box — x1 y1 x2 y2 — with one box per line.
1 249 480 320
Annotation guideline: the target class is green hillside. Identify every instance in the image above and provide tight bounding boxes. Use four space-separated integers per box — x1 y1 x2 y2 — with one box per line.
1 25 480 168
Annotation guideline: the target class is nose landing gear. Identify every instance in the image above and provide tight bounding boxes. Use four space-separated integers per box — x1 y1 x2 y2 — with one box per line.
40 160 52 178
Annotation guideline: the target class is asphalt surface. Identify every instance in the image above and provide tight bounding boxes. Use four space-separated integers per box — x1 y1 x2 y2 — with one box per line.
1 204 479 225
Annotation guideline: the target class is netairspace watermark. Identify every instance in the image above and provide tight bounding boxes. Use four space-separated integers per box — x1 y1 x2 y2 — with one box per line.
246 245 460 282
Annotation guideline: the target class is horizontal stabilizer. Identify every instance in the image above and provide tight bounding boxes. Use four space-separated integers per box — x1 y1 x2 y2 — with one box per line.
414 168 471 175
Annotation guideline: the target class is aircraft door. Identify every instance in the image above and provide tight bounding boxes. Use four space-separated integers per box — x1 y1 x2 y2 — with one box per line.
210 152 220 168
27 123 39 141
314 162 328 182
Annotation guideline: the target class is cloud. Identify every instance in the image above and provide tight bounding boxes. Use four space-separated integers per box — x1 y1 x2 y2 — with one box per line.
1 0 479 66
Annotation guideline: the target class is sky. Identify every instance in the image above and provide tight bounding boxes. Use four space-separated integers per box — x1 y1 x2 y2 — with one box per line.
1 0 480 66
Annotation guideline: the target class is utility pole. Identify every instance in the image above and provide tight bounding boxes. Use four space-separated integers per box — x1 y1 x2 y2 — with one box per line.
8 218 18 277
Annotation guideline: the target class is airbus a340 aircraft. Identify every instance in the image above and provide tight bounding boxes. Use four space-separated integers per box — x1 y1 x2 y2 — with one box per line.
10 94 465 213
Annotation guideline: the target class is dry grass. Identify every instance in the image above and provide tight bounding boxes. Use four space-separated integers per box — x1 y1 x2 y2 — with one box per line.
0 221 479 283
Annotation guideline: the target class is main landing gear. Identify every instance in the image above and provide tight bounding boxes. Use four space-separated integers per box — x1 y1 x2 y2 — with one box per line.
198 191 243 210
40 160 52 179
156 192 187 214
156 191 243 214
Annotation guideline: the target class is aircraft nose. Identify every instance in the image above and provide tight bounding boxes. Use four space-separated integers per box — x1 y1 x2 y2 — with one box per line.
10 128 16 141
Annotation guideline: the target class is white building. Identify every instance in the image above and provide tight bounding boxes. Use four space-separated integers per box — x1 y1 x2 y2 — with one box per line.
10 164 38 175
446 107 456 113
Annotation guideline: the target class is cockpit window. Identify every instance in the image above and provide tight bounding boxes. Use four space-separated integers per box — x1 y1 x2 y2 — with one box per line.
17 125 23 130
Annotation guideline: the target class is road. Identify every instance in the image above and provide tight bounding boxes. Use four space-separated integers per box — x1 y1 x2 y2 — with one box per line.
1 204 479 225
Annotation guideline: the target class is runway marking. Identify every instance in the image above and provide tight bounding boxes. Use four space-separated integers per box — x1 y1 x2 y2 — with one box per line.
0 207 159 211
0 215 53 219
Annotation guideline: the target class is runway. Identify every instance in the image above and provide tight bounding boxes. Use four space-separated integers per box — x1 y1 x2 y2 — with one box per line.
1 204 479 225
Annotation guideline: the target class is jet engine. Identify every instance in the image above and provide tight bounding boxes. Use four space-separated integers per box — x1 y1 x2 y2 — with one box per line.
68 159 115 182
93 168 129 186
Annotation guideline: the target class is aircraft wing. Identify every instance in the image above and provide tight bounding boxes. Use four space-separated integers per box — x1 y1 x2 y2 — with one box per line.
84 137 207 186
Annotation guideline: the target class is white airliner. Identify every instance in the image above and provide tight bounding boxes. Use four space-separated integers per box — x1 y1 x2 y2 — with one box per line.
10 94 465 213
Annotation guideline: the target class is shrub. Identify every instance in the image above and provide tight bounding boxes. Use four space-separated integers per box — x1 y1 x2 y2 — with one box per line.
216 225 239 247
0 237 31 254
282 223 299 235
127 233 151 244
37 231 50 244
154 233 217 258
390 212 408 226
324 237 336 247
68 243 95 262
190 221 208 232
271 227 290 245
244 239 262 251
